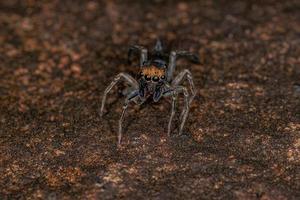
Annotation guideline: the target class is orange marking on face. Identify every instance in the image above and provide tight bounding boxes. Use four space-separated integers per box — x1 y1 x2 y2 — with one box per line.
142 66 165 77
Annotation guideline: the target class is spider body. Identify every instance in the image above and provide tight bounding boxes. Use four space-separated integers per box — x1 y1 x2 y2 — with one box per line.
100 40 199 145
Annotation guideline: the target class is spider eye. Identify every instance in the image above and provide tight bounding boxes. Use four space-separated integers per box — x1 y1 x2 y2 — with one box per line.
161 75 166 80
145 75 151 81
139 72 143 76
152 76 159 82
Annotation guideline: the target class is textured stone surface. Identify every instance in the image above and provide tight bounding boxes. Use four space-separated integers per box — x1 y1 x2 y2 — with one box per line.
0 0 299 199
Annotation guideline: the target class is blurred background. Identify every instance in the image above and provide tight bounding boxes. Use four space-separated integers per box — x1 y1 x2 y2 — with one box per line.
0 0 299 199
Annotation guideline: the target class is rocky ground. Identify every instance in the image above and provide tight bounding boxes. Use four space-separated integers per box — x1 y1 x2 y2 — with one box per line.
0 0 300 199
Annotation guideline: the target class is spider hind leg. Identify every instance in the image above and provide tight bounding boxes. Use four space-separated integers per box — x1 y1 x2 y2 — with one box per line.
167 50 200 81
172 69 196 105
128 45 148 66
163 86 190 136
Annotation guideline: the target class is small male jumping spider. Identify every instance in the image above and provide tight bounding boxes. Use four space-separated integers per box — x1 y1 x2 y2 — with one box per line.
100 40 199 145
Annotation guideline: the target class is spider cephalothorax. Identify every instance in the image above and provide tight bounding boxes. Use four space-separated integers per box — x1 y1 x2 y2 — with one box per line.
100 40 199 145
138 60 167 102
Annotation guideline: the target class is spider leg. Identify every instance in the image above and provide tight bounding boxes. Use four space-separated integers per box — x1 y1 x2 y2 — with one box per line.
128 45 148 66
163 86 189 136
171 69 196 105
153 39 163 52
118 103 128 146
167 93 177 136
167 50 200 82
118 90 139 145
167 51 177 82
100 73 138 117
177 86 190 135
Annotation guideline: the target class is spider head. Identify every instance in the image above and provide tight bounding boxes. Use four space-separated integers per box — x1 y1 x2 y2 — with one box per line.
139 59 167 83
138 59 167 102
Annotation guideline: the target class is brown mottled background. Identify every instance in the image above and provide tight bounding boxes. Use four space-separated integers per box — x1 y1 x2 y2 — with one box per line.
0 0 300 199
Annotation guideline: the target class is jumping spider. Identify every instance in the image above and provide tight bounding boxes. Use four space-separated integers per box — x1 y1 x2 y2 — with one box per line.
100 40 199 145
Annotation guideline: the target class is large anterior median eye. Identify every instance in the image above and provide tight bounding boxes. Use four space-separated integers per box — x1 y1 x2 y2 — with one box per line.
145 75 151 81
161 75 165 80
152 76 159 82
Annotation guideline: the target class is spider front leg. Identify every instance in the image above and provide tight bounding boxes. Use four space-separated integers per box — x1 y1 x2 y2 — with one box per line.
100 73 138 117
172 69 196 105
118 90 139 146
118 103 128 145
